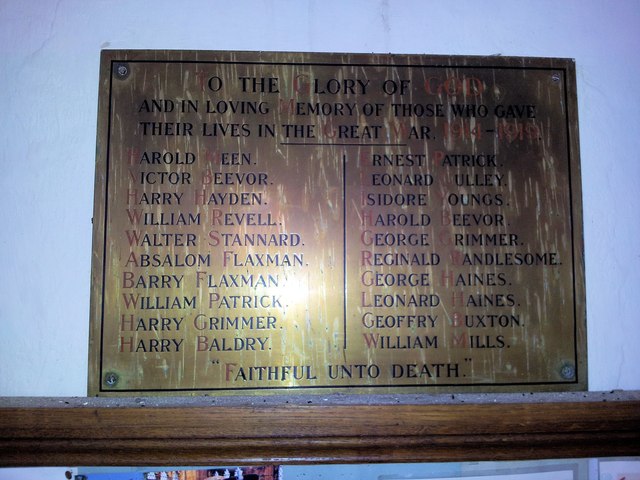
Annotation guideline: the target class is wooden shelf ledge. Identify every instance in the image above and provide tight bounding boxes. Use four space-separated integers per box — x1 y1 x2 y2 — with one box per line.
1 391 639 466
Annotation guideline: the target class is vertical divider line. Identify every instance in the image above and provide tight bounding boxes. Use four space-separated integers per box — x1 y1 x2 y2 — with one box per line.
343 153 347 349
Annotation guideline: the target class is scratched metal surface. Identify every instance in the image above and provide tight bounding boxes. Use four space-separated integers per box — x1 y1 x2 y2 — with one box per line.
88 51 585 395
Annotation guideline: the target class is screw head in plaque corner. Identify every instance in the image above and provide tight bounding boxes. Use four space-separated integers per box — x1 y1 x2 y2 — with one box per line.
559 362 576 381
103 371 119 388
551 72 561 83
113 62 130 80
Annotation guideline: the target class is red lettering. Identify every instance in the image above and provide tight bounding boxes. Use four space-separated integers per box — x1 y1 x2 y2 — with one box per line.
119 336 134 352
210 209 223 225
452 332 468 347
451 290 464 307
125 209 143 225
120 314 134 331
450 249 463 266
197 336 209 351
440 270 454 287
293 74 310 94
438 229 451 245
225 363 238 381
126 147 139 165
122 271 134 288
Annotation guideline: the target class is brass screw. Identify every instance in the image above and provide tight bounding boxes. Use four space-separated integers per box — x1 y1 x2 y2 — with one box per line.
560 363 575 380
114 63 130 80
104 372 119 387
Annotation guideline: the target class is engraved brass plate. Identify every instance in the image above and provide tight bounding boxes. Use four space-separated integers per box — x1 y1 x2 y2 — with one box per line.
89 51 586 395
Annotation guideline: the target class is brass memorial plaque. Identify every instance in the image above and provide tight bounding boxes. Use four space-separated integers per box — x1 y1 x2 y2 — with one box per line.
89 50 586 395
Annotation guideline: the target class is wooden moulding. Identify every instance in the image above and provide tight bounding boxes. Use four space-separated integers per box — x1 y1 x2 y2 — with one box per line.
0 392 639 467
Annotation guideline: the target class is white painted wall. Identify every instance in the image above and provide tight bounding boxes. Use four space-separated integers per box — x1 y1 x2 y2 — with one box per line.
0 0 638 396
